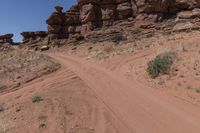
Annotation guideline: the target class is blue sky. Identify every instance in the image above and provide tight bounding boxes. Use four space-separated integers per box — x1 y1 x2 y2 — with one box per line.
0 0 76 42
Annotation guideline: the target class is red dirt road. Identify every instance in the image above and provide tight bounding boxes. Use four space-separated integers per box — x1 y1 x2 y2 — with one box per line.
1 52 200 133
50 53 200 133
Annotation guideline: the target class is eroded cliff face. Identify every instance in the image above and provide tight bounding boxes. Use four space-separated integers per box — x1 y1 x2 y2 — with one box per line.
45 0 200 41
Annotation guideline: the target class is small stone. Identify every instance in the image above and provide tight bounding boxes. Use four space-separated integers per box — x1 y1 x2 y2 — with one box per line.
16 107 21 112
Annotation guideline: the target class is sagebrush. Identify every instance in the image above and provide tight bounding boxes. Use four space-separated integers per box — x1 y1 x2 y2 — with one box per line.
32 95 43 103
147 52 176 78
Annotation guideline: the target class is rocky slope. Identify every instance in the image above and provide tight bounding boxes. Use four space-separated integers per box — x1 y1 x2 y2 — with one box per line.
0 49 60 93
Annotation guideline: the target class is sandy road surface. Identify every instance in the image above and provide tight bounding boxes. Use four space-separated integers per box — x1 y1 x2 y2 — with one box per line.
1 51 200 133
50 53 200 133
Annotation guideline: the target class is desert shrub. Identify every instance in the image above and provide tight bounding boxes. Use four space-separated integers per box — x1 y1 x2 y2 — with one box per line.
164 19 189 28
196 89 200 93
131 28 143 40
165 20 178 28
147 52 176 78
32 95 43 103
131 27 142 35
0 104 4 112
112 33 127 44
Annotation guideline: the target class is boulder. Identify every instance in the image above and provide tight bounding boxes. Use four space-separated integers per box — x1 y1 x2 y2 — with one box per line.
173 22 200 32
178 8 200 19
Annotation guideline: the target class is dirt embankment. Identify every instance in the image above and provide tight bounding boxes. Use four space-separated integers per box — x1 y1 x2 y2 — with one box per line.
0 49 60 93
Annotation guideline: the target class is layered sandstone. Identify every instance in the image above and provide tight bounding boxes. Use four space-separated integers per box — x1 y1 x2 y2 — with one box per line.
21 31 48 43
45 0 200 40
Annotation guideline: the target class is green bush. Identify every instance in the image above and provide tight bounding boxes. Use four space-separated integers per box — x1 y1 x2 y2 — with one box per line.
112 33 127 44
147 52 176 78
32 95 43 103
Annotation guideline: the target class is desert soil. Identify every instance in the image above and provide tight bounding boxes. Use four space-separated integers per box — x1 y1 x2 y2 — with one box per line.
0 49 60 94
1 31 200 133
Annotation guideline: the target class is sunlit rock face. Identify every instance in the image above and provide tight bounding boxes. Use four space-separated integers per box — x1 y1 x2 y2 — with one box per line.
45 0 200 40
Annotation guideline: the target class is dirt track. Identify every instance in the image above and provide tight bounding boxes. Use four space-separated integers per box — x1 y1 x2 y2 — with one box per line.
1 52 200 133
50 53 200 133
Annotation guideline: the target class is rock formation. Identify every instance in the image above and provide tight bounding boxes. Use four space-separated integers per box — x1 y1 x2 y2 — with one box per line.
44 0 200 41
0 34 13 44
0 34 14 49
21 31 48 43
46 6 66 40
